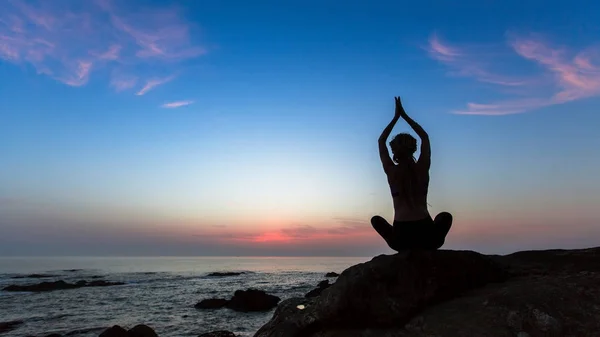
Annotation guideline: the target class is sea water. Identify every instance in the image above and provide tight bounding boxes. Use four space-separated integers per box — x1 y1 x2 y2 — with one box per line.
0 256 368 336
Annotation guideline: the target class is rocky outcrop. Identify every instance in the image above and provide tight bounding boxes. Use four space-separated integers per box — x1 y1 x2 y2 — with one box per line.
305 280 331 298
0 320 23 333
195 289 280 312
324 272 339 278
99 325 157 337
254 248 600 337
3 280 125 292
207 272 244 277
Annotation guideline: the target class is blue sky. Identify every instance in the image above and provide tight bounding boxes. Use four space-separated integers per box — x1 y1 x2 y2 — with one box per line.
1 0 599 256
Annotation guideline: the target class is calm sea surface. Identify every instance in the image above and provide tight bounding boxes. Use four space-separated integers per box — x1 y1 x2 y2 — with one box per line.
0 256 369 336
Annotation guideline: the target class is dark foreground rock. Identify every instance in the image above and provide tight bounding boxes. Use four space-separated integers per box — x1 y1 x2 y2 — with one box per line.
207 272 243 277
0 320 23 333
100 325 157 337
198 331 237 337
305 280 331 298
325 272 339 278
254 247 600 337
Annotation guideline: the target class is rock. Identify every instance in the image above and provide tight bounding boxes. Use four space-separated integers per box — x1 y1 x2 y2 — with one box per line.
226 289 280 312
195 298 229 309
255 250 510 336
11 273 57 279
305 280 331 298
198 331 236 337
255 247 600 337
207 272 243 277
0 320 23 333
3 280 125 292
128 324 158 337
325 272 339 278
99 325 129 337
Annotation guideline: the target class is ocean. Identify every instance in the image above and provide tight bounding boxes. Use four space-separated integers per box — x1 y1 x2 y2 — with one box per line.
0 256 368 337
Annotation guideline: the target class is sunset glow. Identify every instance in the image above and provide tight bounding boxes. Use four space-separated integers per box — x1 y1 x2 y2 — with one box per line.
1 0 599 256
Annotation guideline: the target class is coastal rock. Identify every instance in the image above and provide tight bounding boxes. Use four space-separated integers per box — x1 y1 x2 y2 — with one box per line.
99 325 129 337
255 250 510 336
128 324 159 337
0 320 23 333
198 331 237 337
227 289 280 312
3 280 125 292
305 280 331 298
324 272 339 278
207 272 243 277
11 273 57 279
255 247 600 337
195 298 229 309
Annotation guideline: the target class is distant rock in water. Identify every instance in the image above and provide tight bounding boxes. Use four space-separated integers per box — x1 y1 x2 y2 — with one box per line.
198 331 237 337
11 273 58 279
324 272 339 277
195 289 280 312
99 324 157 337
255 247 600 337
305 280 331 298
207 272 243 277
227 289 281 312
3 280 125 292
195 298 229 309
0 320 23 333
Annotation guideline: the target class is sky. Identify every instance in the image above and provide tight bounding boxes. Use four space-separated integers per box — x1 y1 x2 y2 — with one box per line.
1 0 599 256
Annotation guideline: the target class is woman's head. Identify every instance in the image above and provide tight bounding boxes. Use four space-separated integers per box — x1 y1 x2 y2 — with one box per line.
390 133 417 163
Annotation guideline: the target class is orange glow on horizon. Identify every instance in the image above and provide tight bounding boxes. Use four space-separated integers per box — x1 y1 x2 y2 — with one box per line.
253 232 292 243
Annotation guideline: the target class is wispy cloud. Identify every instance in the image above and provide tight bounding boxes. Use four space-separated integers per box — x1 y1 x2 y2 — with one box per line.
0 0 206 92
136 76 175 96
428 33 600 115
161 100 194 108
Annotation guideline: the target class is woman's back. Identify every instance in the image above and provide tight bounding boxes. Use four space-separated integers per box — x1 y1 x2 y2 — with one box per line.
388 160 430 221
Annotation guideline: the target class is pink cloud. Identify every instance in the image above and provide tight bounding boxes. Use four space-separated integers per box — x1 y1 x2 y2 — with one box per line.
0 0 206 92
429 33 600 115
136 76 175 96
427 34 530 87
96 44 121 60
161 100 194 108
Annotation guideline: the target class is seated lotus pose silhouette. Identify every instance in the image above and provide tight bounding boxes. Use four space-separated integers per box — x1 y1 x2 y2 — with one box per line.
372 96 452 251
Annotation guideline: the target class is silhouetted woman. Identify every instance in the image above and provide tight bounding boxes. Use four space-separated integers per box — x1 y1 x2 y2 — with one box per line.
372 96 452 251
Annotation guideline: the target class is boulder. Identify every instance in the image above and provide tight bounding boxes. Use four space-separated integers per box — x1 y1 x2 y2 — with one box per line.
195 298 229 309
99 325 129 337
254 247 600 337
198 331 236 337
255 250 509 336
324 272 339 278
0 320 23 333
226 289 280 312
128 324 159 337
305 280 331 298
